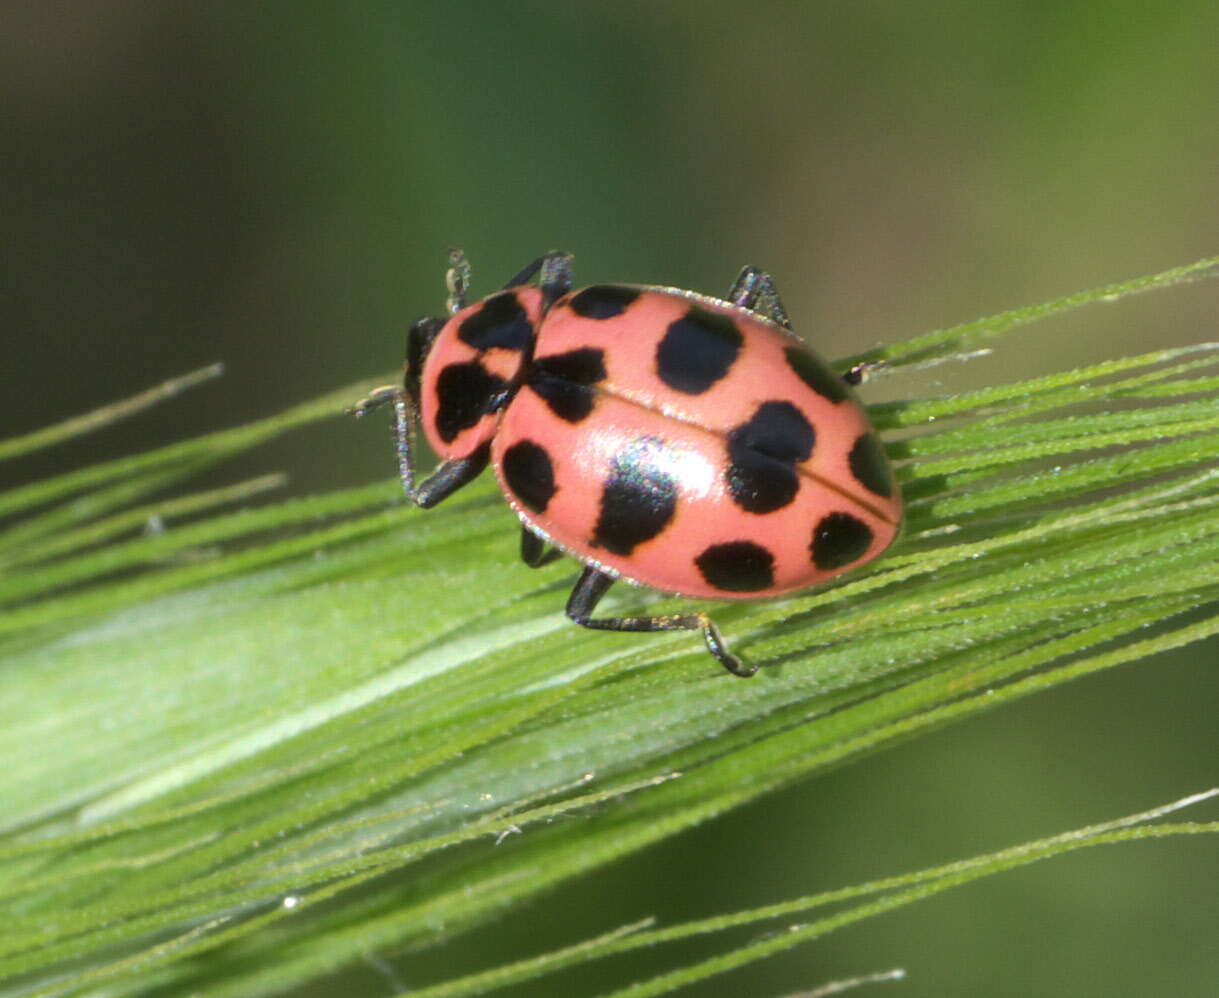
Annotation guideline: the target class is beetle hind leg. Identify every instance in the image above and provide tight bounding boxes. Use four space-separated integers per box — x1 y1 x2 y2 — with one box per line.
842 360 890 386
727 266 792 331
565 566 757 677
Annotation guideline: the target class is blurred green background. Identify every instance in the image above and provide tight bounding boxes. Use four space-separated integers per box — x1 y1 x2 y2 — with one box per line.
4 3 1217 995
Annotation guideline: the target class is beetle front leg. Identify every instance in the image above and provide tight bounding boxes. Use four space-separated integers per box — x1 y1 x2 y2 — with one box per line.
565 566 757 677
381 369 487 508
349 384 421 501
350 312 478 508
351 388 487 507
347 384 401 418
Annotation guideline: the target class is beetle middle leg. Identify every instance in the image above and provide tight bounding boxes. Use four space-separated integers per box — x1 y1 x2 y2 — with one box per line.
502 251 575 309
565 566 757 677
520 527 563 568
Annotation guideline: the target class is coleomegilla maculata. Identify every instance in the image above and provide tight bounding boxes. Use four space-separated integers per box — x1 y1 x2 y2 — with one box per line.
353 251 902 676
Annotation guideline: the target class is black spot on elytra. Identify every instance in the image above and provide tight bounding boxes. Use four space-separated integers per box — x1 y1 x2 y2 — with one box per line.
528 348 607 423
696 541 775 592
848 433 894 499
725 401 815 514
501 440 556 514
434 361 508 443
591 437 678 556
785 345 848 403
811 511 873 571
656 306 743 394
458 291 533 351
533 347 607 385
569 285 640 319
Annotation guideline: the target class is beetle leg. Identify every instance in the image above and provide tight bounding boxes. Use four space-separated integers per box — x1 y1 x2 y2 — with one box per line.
349 311 441 421
351 313 481 507
538 252 574 309
520 527 563 568
347 384 400 418
502 251 575 308
351 388 487 507
398 315 449 502
445 249 472 315
412 443 490 508
348 384 421 501
565 566 757 677
727 265 792 331
842 360 890 386
404 316 444 401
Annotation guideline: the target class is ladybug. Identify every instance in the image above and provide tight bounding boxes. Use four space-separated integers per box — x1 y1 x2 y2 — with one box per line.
353 251 901 676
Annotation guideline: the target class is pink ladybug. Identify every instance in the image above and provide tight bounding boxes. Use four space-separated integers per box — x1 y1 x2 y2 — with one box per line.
354 252 901 676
